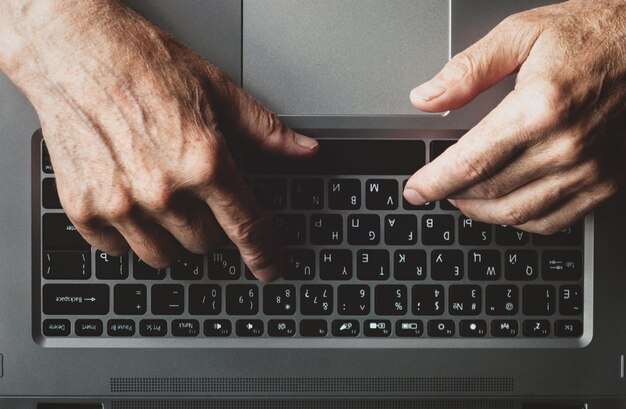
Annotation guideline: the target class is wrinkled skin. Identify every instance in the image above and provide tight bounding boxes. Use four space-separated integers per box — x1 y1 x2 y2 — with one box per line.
0 0 319 280
405 0 626 234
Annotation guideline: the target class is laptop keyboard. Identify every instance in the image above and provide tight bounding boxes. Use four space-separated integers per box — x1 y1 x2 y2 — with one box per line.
37 137 587 342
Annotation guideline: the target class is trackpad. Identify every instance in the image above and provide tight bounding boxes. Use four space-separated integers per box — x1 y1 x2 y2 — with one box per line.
242 0 449 116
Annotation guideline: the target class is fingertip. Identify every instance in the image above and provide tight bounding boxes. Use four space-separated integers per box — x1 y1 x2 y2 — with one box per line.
252 264 282 282
403 187 427 206
410 81 446 104
294 133 319 151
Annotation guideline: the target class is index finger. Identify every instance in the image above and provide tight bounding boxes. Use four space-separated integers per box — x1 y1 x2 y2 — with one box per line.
403 91 531 205
199 148 280 282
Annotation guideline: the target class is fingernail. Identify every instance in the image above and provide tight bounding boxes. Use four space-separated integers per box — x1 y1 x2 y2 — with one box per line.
411 81 446 102
403 188 427 206
294 133 319 150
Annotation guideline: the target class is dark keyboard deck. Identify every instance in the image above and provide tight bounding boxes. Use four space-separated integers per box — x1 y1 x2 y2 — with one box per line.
37 137 588 344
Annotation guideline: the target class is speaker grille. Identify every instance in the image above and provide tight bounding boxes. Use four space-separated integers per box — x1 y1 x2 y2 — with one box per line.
110 377 514 393
111 400 514 409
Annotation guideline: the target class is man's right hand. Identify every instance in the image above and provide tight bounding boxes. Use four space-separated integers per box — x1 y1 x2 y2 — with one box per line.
0 0 319 281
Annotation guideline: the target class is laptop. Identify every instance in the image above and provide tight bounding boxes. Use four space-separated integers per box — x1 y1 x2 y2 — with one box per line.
1 0 625 408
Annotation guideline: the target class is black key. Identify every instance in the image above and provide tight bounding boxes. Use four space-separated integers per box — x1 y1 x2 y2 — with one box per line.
449 285 481 315
468 250 500 280
319 249 353 280
431 250 463 280
310 214 343 245
394 250 427 280
542 250 582 281
486 285 518 316
254 178 287 209
245 140 425 175
301 285 333 315
43 284 109 315
172 319 200 337
412 285 445 315
43 213 89 250
459 320 487 337
42 178 62 209
226 285 259 315
171 252 204 280
204 319 232 337
365 179 398 210
107 320 136 337
291 179 323 210
533 223 583 246
375 285 407 315
283 249 315 280
523 320 550 337
43 319 71 337
236 319 264 337
364 320 392 337
189 285 221 315
42 142 54 173
75 319 103 337
559 285 583 316
396 320 424 337
332 320 360 337
133 254 166 280
207 250 241 280
268 319 296 337
43 251 91 280
328 179 360 210
347 214 380 245
300 319 328 337
384 214 417 245
151 285 184 315
496 225 529 245
114 284 147 315
140 320 167 337
422 215 455 245
430 140 456 161
96 251 129 280
459 216 491 245
523 285 556 316
338 285 370 315
504 250 538 281
273 214 306 245
428 320 455 337
264 285 296 315
440 200 458 211
555 320 583 337
402 179 435 210
491 320 519 337
356 250 390 280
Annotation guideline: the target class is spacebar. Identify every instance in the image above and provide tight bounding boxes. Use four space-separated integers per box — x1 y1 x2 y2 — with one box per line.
43 284 109 315
243 139 426 175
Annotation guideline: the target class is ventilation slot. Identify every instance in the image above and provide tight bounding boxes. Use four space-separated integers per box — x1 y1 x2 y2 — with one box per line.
111 400 514 409
110 377 514 394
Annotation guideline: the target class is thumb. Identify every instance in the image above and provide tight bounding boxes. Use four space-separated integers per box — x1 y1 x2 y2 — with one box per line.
222 83 319 156
410 16 539 112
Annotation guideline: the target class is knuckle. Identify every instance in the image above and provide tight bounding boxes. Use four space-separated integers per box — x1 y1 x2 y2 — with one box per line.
473 177 505 200
496 201 530 226
455 151 492 184
186 139 227 187
531 218 563 235
524 85 568 129
65 200 98 227
233 215 268 249
446 52 477 82
102 194 135 222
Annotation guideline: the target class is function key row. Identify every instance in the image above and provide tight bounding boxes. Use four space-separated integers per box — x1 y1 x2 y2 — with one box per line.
43 247 584 282
42 283 583 317
42 318 583 338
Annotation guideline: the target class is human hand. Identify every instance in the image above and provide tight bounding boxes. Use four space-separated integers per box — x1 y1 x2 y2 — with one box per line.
0 0 318 280
404 0 626 234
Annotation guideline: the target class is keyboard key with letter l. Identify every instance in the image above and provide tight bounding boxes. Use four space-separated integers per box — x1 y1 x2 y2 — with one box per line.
43 284 109 315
